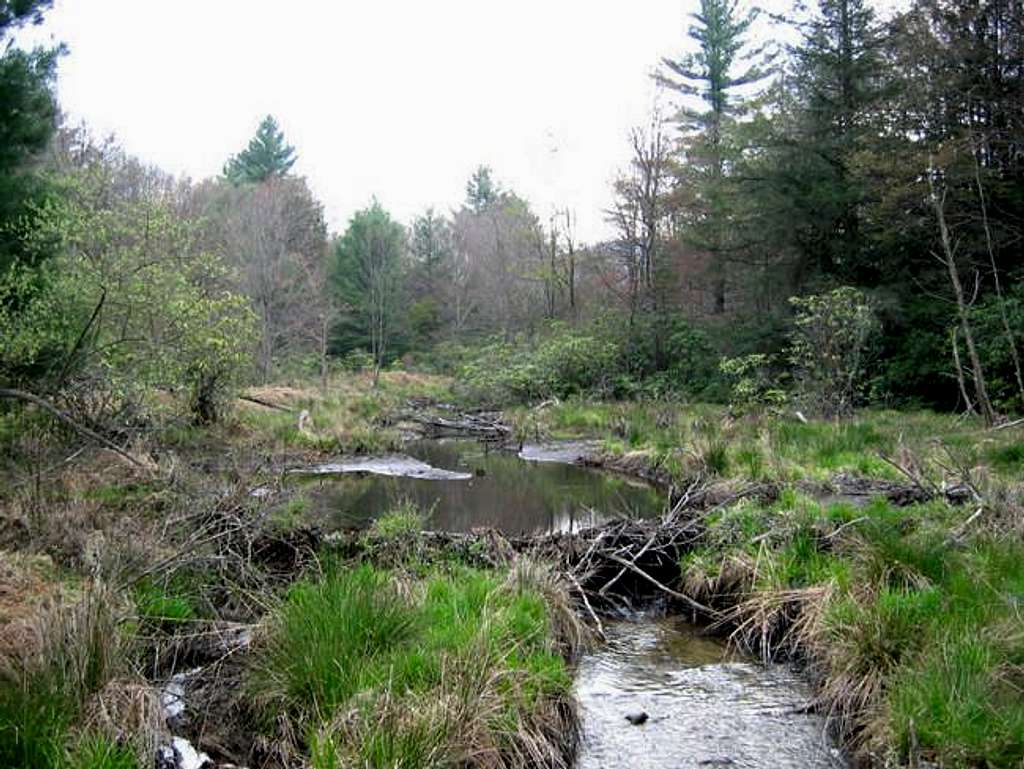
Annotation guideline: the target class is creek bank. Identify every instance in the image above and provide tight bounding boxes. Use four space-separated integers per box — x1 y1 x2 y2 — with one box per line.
580 450 974 509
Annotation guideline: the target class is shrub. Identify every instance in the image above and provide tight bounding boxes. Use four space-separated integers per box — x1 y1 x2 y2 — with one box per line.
788 287 878 418
720 353 788 413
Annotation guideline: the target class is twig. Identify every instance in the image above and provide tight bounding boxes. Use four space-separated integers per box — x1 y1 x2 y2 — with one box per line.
567 572 605 640
949 506 984 543
877 452 938 497
599 528 660 597
823 516 869 541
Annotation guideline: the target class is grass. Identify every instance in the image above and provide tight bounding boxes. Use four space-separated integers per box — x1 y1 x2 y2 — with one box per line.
235 371 452 455
133 576 198 625
251 557 579 768
0 586 131 769
513 398 1024 486
68 735 140 769
681 489 1024 768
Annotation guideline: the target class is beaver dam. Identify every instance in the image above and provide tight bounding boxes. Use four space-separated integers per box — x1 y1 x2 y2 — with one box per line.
291 437 849 769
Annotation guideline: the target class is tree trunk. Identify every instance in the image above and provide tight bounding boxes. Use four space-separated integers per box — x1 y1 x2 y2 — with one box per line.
974 146 1024 408
319 315 329 396
929 162 995 425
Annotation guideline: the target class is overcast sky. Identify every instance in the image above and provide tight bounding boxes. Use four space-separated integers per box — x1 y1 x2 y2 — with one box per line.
21 1 757 242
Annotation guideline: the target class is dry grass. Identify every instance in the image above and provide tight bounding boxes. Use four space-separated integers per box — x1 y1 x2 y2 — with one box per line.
82 679 167 767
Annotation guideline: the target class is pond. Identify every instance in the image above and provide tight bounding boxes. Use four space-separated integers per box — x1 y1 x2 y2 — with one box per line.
298 438 666 534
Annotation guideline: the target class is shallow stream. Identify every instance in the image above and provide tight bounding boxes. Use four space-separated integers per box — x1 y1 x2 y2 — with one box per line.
576 617 845 769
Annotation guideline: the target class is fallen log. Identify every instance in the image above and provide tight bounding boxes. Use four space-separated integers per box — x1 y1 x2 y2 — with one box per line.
396 410 512 437
238 394 294 413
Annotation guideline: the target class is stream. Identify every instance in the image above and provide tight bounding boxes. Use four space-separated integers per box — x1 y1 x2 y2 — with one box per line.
576 617 845 768
293 439 846 769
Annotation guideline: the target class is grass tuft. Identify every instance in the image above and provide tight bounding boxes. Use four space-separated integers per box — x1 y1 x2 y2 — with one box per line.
251 558 577 768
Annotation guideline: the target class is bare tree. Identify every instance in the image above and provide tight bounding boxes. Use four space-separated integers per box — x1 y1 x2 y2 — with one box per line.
928 158 995 425
606 114 673 324
209 177 326 382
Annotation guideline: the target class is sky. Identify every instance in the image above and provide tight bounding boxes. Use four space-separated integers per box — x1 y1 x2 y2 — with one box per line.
17 0 708 243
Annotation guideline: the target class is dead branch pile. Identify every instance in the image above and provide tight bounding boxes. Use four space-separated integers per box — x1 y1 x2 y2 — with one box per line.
395 402 511 439
330 483 775 635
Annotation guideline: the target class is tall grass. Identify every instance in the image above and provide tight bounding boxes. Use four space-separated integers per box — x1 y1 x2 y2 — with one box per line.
0 586 130 769
526 399 1024 484
685 492 1024 768
252 558 579 768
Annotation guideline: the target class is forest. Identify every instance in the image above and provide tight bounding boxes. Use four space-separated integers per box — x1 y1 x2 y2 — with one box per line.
1 0 1023 768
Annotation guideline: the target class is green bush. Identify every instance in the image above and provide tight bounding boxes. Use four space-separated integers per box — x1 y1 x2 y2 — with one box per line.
455 315 721 403
788 287 878 418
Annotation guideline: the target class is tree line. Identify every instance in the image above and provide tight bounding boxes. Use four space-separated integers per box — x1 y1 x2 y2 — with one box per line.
2 0 1023 432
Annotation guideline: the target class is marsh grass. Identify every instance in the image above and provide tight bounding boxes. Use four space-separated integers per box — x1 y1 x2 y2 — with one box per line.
67 735 140 769
0 585 135 769
523 399 1024 485
252 557 579 768
684 490 1024 768
132 576 198 625
234 372 452 455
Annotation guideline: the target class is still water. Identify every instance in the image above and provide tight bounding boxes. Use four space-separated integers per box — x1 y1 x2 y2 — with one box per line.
576 617 846 769
301 439 665 534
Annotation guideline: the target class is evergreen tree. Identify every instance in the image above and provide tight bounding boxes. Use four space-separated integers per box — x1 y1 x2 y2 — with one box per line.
659 0 774 313
223 115 297 184
329 201 406 370
0 0 62 387
465 165 499 212
407 208 453 345
783 0 884 282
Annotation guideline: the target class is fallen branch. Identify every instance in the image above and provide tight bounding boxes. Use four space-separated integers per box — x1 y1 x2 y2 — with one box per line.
567 571 605 640
948 506 984 543
239 395 294 413
992 417 1024 432
0 387 145 468
607 553 717 617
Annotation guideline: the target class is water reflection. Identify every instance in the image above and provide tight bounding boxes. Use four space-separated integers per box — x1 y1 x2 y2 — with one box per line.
300 439 665 534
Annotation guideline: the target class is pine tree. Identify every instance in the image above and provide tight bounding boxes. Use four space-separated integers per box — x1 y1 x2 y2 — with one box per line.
659 0 774 313
788 0 884 281
465 165 499 213
0 0 61 378
223 115 297 184
330 201 406 371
